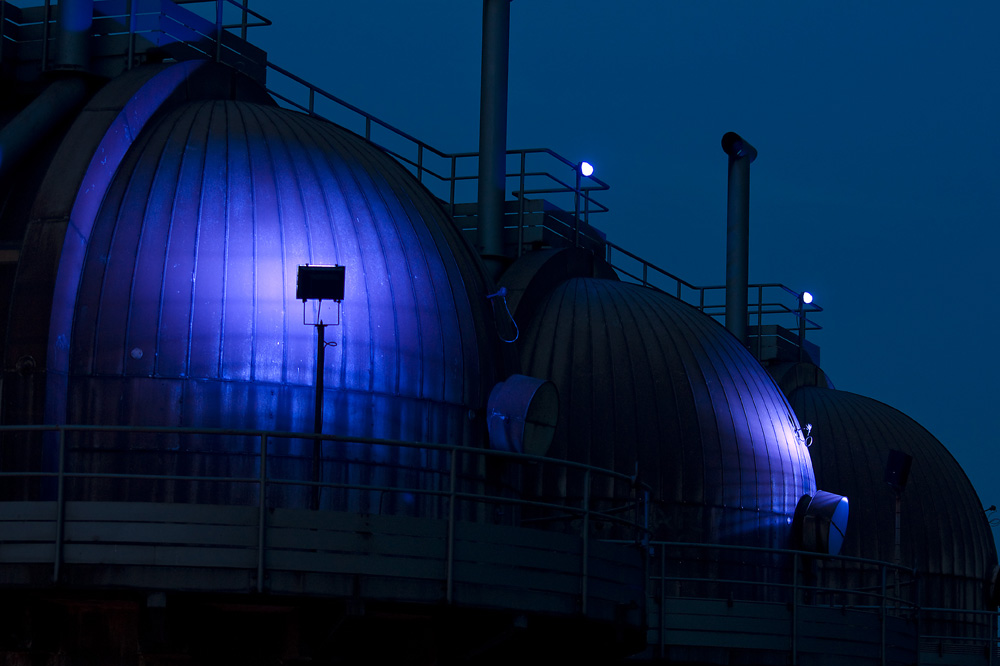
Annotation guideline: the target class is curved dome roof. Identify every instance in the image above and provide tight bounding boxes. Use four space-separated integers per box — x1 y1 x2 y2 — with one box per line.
59 98 505 441
789 385 997 612
519 277 815 547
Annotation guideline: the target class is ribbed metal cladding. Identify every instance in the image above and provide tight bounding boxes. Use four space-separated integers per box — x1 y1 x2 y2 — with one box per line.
789 386 998 631
519 277 816 548
59 99 504 510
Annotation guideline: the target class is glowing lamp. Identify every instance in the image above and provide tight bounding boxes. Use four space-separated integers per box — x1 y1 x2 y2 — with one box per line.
297 265 345 302
579 161 594 177
801 291 813 304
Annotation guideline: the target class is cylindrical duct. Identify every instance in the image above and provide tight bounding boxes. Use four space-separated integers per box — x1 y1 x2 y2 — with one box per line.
476 0 512 279
793 490 850 556
0 78 90 182
55 0 94 71
721 131 757 346
486 375 558 456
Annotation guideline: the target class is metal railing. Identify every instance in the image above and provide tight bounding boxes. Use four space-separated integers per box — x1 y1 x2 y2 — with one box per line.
607 240 822 346
1 0 269 75
265 61 610 239
0 423 649 604
919 609 999 666
1 0 819 342
642 540 998 666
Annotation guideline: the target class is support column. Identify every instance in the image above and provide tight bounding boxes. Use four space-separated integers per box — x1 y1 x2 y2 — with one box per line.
721 132 757 346
476 0 512 279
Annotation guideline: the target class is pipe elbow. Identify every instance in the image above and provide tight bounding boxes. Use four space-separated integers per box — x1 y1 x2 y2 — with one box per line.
721 132 758 162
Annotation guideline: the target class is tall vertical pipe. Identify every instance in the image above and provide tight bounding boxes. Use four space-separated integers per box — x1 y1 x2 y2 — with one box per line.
476 0 512 279
721 132 757 346
55 0 94 71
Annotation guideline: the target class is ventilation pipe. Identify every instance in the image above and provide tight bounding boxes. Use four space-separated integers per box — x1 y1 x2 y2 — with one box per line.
0 1 93 182
721 132 757 346
55 0 94 71
476 0 512 279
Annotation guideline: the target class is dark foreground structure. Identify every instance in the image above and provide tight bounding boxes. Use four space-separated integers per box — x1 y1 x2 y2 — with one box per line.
0 2 995 664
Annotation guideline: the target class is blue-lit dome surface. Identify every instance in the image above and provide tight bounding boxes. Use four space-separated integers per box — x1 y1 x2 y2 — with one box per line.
519 277 816 547
788 385 998 620
53 98 505 506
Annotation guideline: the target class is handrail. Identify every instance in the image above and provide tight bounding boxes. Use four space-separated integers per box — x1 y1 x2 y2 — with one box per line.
0 423 649 604
4 0 817 346
2 0 270 74
607 239 823 345
263 61 610 246
637 539 997 664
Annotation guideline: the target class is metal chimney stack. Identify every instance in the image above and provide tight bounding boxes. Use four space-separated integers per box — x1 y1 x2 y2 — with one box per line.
55 0 94 71
721 132 757 346
476 0 512 279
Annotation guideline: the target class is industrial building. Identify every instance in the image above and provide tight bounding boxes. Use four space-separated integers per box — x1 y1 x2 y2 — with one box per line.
0 1 995 664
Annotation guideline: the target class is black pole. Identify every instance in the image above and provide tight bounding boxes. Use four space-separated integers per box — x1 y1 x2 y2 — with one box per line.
721 132 757 346
55 0 93 71
798 297 808 362
312 322 327 510
476 0 512 279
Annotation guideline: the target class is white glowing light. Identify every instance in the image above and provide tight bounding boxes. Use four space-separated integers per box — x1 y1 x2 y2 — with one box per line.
802 291 813 304
580 161 594 177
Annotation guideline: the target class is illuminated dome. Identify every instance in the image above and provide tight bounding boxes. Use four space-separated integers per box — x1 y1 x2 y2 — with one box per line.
35 89 509 508
516 273 816 547
65 99 499 426
787 382 998 622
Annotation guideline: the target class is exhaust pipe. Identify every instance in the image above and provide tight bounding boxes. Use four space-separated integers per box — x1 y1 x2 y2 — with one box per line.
476 0 512 279
721 131 757 346
0 1 93 181
55 0 94 72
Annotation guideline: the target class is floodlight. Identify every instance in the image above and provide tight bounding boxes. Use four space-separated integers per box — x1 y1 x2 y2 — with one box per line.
579 161 594 177
297 265 345 301
801 291 813 304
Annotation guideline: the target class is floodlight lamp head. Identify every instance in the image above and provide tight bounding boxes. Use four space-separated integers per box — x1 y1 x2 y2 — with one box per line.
296 264 346 302
579 161 594 177
801 291 813 305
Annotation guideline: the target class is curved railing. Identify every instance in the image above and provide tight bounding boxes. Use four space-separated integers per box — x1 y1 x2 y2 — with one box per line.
264 61 610 234
0 424 649 602
636 539 998 665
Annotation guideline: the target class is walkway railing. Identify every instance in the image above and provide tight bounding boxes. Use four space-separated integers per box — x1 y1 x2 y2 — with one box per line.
1 1 270 75
0 424 649 602
2 0 818 345
607 240 822 349
640 540 998 666
265 61 610 235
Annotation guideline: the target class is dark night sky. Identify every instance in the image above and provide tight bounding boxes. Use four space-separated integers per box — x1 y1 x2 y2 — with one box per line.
242 1 1000 544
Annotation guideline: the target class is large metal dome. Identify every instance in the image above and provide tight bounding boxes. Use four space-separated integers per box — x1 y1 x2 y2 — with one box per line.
64 98 501 434
517 274 816 548
3 64 511 508
788 383 997 620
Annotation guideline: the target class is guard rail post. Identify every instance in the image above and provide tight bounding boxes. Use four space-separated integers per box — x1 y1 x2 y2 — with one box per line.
756 285 764 359
573 167 581 248
214 0 222 62
256 432 267 593
791 551 799 665
42 0 52 71
445 449 457 603
517 151 526 257
881 564 888 666
659 545 666 658
581 467 590 614
53 427 66 582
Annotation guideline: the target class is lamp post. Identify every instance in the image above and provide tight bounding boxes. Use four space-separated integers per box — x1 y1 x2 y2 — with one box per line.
574 161 594 247
296 265 346 510
798 291 813 362
884 449 912 606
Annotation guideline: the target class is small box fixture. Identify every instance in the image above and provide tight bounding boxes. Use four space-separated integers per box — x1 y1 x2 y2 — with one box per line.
297 265 345 302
